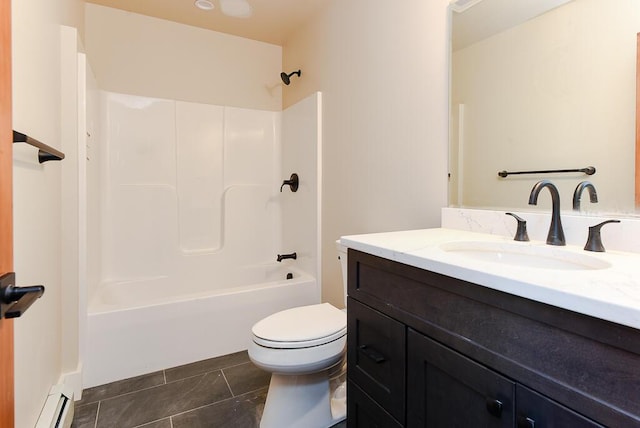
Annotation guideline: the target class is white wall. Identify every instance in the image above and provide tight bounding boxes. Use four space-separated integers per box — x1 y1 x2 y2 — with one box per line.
86 62 102 315
281 93 322 285
59 24 85 396
11 0 83 425
85 3 283 111
282 0 451 306
452 0 639 212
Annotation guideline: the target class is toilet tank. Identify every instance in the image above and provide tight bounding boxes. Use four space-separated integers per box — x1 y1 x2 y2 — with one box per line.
335 240 348 307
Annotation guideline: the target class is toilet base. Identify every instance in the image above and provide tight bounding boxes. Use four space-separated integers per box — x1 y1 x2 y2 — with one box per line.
260 371 346 428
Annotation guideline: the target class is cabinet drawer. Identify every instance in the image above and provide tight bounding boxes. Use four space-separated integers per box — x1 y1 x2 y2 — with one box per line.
347 380 403 428
516 385 604 428
348 298 406 423
348 249 422 309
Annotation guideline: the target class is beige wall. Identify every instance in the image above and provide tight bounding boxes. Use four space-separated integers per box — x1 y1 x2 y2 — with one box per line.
85 3 283 111
283 0 451 306
12 0 83 426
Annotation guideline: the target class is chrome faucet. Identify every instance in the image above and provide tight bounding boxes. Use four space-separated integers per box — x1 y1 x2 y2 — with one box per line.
572 181 598 211
528 180 566 246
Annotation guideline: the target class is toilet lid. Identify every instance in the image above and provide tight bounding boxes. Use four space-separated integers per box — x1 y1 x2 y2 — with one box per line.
252 303 346 349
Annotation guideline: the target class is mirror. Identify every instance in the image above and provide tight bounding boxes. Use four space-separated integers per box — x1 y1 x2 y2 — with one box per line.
450 0 640 214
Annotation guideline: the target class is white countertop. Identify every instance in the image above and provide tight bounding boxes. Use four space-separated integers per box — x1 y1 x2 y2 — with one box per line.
341 228 640 330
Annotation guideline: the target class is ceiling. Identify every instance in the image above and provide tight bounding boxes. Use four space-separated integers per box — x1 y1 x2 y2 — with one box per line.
452 0 572 51
85 0 328 46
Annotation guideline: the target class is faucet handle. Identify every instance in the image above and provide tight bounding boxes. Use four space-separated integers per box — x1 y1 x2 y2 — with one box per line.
584 220 620 252
280 173 299 192
505 212 529 242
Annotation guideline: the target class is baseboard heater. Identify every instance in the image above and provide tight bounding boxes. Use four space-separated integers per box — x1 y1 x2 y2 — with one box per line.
35 384 75 428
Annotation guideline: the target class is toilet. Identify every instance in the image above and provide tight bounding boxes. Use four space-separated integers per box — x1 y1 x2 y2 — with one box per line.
248 242 348 428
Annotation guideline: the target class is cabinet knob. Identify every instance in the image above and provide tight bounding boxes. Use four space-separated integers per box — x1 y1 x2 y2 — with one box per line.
517 416 536 428
485 397 503 417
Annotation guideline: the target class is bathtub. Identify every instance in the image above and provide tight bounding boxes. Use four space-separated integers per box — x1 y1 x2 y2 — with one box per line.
84 265 318 388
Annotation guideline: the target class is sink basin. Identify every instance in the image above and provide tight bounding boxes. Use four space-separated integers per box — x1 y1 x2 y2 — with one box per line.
440 241 611 270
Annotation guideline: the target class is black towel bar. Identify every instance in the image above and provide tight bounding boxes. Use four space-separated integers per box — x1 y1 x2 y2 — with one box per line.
498 166 595 178
13 130 65 163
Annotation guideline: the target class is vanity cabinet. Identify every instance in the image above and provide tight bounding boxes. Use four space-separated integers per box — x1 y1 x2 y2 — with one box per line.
346 249 640 427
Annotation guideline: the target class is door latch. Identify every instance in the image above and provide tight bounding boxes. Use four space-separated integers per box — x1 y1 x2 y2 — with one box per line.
0 272 45 319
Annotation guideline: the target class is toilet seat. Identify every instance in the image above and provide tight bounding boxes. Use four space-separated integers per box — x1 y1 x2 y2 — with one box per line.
249 333 346 375
252 303 346 349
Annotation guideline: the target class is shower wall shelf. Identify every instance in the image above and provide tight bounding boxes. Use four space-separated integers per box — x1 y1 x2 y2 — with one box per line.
498 166 595 178
13 130 65 163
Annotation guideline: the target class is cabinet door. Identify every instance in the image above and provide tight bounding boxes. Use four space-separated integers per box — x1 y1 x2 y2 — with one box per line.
347 380 403 428
516 385 604 428
407 329 515 427
348 298 406 423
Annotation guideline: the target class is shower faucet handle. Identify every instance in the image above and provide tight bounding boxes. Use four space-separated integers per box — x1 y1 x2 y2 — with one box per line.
280 173 299 192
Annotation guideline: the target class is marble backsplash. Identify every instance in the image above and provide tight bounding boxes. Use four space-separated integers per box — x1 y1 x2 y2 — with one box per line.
442 207 640 254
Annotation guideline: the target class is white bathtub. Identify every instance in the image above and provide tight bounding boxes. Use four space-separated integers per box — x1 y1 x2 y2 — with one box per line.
84 265 318 388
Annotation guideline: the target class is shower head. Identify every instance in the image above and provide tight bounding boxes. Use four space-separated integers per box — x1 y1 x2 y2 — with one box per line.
280 70 301 85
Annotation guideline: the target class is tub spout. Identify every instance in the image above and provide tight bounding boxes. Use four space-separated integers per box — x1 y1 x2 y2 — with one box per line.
277 252 297 262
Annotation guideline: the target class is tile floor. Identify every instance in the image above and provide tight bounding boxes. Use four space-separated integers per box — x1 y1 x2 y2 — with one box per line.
71 350 347 428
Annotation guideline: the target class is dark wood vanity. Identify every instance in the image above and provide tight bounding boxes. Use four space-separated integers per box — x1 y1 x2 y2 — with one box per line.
346 249 640 427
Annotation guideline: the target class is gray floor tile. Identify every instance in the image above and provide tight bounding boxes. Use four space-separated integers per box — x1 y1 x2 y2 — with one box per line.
71 402 99 428
77 371 165 406
96 371 232 428
165 351 250 383
222 362 271 396
71 351 347 428
172 387 267 428
134 418 172 428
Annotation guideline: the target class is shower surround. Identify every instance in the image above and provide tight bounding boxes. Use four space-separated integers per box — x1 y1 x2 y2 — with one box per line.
84 91 321 388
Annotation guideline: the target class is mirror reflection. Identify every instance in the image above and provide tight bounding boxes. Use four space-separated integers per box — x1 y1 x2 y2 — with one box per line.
450 0 640 214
